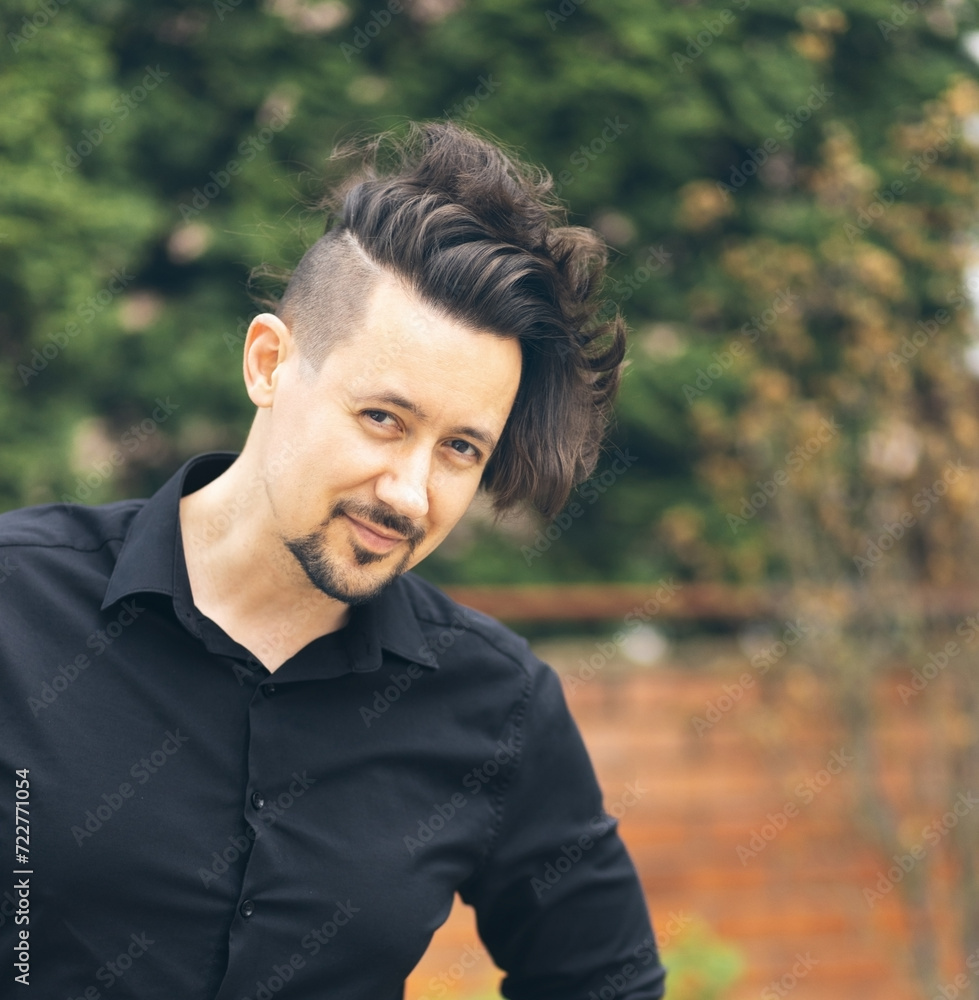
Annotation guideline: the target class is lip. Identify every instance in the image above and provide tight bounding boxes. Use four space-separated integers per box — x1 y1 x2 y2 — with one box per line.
343 513 406 554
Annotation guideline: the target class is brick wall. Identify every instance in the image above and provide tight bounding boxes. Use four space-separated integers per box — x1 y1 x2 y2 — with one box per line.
404 636 959 1000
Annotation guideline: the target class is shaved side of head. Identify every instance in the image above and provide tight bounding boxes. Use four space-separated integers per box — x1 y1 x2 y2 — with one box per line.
275 229 386 380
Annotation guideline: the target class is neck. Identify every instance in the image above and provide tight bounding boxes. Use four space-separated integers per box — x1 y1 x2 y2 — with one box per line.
178 452 350 669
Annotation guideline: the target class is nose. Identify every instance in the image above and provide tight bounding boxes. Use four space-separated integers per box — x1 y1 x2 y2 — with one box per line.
374 446 431 521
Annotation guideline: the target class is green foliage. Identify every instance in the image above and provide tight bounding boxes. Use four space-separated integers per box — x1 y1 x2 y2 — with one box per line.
412 914 747 1000
2 0 978 589
660 918 745 1000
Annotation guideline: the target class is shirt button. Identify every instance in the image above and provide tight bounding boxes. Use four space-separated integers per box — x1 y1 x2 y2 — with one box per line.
263 684 277 697
240 899 255 918
251 791 265 810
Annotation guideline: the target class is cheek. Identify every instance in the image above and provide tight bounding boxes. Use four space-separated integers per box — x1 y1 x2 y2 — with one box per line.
425 479 480 537
399 478 480 571
286 422 388 489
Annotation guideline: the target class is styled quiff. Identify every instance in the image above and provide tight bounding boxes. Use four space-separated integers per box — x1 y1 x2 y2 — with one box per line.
275 121 627 519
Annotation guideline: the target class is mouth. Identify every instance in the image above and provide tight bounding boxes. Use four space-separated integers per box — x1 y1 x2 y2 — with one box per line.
343 513 407 555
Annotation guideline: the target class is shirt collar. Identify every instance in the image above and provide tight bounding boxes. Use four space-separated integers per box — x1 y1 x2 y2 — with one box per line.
101 451 437 672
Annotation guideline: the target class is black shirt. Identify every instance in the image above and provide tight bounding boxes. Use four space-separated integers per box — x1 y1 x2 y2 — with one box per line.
0 452 665 999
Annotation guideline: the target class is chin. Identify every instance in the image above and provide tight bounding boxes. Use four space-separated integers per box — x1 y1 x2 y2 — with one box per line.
285 533 412 606
335 564 407 605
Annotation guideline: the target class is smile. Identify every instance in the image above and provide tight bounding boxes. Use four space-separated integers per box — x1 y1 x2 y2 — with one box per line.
343 513 406 555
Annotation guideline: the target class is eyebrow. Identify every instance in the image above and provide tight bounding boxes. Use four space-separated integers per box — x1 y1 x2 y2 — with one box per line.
358 392 499 452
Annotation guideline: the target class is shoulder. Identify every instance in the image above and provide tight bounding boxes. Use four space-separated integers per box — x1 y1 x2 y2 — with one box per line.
0 499 146 618
392 572 570 724
0 499 144 554
395 571 538 674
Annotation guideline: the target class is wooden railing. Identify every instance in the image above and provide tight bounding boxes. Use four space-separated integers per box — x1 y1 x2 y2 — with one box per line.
443 582 979 623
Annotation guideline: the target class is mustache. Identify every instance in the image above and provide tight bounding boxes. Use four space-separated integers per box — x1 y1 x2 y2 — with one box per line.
329 499 425 548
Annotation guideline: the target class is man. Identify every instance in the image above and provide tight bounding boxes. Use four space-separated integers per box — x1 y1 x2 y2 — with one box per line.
0 122 665 999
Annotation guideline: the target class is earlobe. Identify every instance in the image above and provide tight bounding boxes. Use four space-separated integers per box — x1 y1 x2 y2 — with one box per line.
243 313 292 407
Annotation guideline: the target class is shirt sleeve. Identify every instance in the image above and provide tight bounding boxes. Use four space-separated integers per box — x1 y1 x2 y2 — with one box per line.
458 658 667 1000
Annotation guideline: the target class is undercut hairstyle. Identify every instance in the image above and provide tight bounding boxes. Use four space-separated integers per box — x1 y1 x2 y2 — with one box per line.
273 121 627 519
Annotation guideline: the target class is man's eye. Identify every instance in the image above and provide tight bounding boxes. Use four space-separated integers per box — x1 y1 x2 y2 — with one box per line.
365 410 394 426
449 439 480 459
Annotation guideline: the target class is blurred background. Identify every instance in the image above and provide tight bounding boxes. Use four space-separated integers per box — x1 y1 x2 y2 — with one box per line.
3 0 979 996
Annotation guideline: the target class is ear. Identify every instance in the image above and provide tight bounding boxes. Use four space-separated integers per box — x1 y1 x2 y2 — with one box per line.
243 313 293 408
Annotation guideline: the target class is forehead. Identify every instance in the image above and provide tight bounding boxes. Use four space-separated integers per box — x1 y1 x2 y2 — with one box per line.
316 276 522 427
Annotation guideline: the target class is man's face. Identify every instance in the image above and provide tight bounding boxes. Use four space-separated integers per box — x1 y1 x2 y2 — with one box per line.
257 275 522 605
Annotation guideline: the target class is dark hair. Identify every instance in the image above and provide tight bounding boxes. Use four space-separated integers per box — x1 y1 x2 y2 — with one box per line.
275 121 626 518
